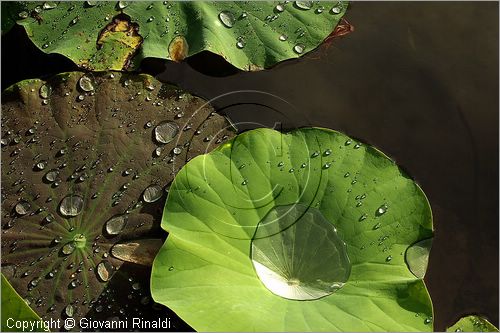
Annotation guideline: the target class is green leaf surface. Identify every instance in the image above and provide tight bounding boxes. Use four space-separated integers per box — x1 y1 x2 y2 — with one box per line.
6 1 348 71
447 315 499 332
1 71 235 325
151 127 435 331
1 274 46 332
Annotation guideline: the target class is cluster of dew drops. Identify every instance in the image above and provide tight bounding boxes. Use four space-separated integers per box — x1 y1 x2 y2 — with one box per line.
237 138 396 264
217 1 345 53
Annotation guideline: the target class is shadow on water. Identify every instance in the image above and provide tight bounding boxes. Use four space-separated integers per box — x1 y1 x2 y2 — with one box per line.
2 2 498 331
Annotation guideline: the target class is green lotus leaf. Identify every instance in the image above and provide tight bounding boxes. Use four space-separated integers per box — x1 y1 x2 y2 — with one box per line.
1 71 235 326
447 315 499 332
151 127 435 331
1 274 46 332
6 1 348 71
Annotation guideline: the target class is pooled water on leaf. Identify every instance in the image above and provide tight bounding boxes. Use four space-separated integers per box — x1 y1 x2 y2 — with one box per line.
105 215 127 235
219 11 235 28
251 204 351 300
142 185 163 203
59 194 84 217
154 121 179 144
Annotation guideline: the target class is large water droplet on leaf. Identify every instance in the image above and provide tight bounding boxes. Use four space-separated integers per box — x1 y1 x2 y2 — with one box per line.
295 1 313 10
96 261 113 282
219 11 235 28
39 84 52 99
293 44 305 54
78 75 94 92
105 215 127 235
142 185 163 203
154 121 179 144
118 1 128 9
59 195 84 217
15 201 31 216
62 242 76 255
251 204 351 300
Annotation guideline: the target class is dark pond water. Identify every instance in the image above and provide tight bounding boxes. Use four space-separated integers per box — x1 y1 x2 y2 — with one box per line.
2 2 498 331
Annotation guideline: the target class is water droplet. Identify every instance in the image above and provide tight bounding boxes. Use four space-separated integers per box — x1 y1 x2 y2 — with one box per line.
289 168 295 173
376 204 388 216
311 151 319 158
168 266 174 271
236 38 245 49
42 43 49 49
219 11 235 28
62 242 76 255
331 2 343 14
279 34 288 41
345 139 352 146
39 84 52 99
70 16 79 26
354 143 362 149
172 146 182 155
96 261 113 282
105 215 127 236
301 162 307 168
59 195 84 217
142 185 163 203
64 304 74 317
43 1 57 9
316 6 324 14
35 161 46 170
86 1 97 6
78 75 94 92
373 222 381 230
424 317 432 325
18 11 29 19
251 204 351 300
386 255 392 262
118 1 128 9
132 282 141 290
241 179 248 186
15 201 30 215
324 149 332 156
154 121 179 144
293 44 305 54
323 162 331 169
344 172 350 177
295 1 313 10
359 213 367 221
147 16 155 22
277 161 284 167
275 4 284 12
